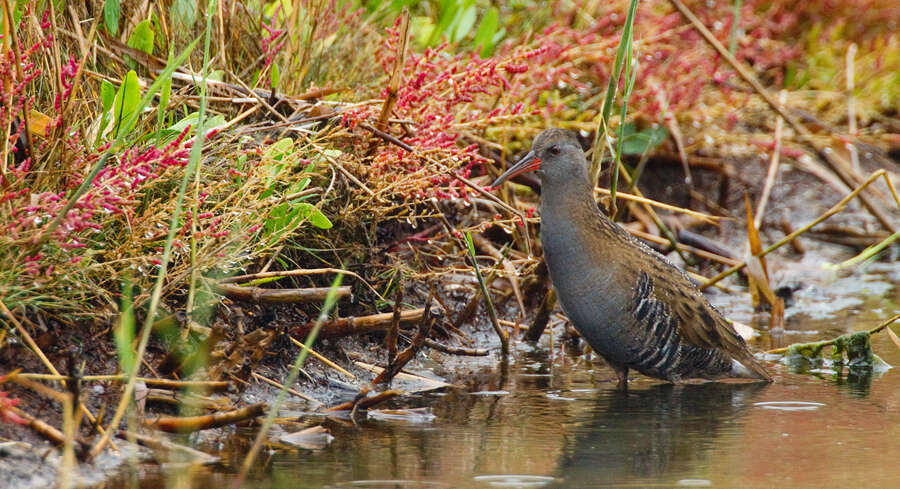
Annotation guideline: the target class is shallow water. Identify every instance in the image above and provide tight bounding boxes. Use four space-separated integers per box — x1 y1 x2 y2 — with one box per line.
115 268 900 489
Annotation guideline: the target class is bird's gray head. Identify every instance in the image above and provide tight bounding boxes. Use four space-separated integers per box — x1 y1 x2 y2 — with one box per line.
491 128 587 188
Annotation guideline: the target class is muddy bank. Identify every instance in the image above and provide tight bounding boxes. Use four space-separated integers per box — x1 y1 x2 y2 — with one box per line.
2 150 898 488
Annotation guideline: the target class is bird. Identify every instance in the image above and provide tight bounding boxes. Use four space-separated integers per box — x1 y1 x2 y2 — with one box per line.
491 128 772 388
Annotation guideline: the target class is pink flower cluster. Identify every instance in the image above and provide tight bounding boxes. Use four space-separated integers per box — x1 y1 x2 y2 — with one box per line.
260 7 285 75
0 389 26 425
339 0 816 202
6 128 192 251
0 12 45 176
343 20 562 200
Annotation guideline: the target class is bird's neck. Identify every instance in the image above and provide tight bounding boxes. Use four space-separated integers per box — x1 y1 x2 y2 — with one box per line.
539 171 625 272
540 173 613 233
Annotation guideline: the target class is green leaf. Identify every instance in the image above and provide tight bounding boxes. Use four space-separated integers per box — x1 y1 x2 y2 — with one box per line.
431 0 460 45
96 80 117 146
264 202 293 235
100 80 116 112
411 15 436 48
207 70 225 82
128 19 155 55
265 137 294 160
452 2 477 43
104 0 120 36
270 63 280 89
169 0 198 34
297 202 332 229
114 282 136 373
290 177 311 194
156 53 173 144
112 70 141 138
621 125 669 155
473 7 499 57
158 112 225 144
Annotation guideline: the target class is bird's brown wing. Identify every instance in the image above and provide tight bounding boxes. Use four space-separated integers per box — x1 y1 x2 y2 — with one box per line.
670 287 771 379
625 236 772 381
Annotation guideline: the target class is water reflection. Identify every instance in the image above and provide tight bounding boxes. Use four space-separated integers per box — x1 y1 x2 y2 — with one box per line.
551 382 768 488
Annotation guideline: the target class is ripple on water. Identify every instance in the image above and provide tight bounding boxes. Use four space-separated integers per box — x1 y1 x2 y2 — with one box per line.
473 475 555 488
677 479 712 487
753 401 826 411
545 392 576 401
324 480 448 489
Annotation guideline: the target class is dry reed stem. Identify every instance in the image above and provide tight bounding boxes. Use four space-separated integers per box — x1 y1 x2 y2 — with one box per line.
423 339 489 356
668 0 897 234
7 405 87 452
291 308 426 339
17 374 230 391
593 187 722 223
701 169 899 290
288 336 355 379
220 267 385 302
628 228 739 266
120 430 220 464
471 233 525 318
754 90 787 229
252 372 321 405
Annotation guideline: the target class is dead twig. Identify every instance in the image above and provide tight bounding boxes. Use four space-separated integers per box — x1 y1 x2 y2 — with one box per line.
118 430 220 465
594 187 722 224
15 374 231 392
324 389 402 412
291 308 426 339
211 282 352 304
252 372 321 405
373 300 439 385
754 90 787 229
525 288 557 342
288 336 356 379
6 405 88 454
466 233 508 355
143 403 267 433
423 339 489 356
471 233 526 319
630 228 740 266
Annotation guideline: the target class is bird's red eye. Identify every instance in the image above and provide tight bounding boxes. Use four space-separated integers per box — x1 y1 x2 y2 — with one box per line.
548 145 560 155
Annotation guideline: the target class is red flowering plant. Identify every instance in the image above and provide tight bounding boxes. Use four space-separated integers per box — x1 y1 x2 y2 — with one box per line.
1 11 249 313
339 17 568 204
0 389 27 426
332 0 828 208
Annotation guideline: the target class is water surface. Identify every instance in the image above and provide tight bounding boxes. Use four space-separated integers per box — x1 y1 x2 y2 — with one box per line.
119 269 900 489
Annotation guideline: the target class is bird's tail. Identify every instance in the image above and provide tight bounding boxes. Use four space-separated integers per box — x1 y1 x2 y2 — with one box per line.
731 355 773 382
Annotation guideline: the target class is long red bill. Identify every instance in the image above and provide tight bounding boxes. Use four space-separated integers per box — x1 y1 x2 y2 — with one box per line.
490 151 541 188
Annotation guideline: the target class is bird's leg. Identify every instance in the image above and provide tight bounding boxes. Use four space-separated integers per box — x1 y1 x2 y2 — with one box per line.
612 363 629 390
